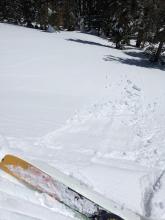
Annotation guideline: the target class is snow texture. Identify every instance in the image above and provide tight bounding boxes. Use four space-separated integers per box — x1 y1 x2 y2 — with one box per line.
0 23 165 220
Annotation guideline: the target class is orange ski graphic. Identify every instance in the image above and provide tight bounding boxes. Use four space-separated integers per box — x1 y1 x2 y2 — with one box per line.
0 154 60 200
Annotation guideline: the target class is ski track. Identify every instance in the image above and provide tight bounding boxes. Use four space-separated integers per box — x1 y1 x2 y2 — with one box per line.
0 208 41 220
0 184 77 220
0 170 78 220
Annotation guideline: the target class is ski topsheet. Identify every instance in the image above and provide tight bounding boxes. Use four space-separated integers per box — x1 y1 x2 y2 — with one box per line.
0 154 142 220
0 154 99 219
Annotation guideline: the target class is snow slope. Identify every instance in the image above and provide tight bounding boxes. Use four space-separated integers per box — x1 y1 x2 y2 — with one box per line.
0 23 165 220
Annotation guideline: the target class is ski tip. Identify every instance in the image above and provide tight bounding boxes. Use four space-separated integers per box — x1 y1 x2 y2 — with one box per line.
0 154 30 170
1 154 14 163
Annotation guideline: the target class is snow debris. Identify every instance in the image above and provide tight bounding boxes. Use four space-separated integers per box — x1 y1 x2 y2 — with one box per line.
132 84 141 92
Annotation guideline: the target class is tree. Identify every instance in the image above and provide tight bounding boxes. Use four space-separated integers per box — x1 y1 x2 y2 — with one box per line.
0 0 23 24
0 0 6 21
109 0 134 49
152 0 165 62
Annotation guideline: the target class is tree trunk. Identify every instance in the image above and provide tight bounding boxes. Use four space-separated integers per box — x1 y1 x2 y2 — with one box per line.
153 41 164 63
136 30 144 48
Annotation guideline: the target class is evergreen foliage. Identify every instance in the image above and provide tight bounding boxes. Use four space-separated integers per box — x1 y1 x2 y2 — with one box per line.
0 0 164 62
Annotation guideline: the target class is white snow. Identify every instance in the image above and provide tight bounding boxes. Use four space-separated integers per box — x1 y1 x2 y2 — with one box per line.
0 23 165 220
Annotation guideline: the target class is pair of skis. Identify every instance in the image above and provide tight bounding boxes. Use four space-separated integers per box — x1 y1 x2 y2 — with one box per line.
0 154 136 220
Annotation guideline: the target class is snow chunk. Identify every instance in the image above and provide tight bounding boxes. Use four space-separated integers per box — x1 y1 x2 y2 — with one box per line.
132 84 141 92
47 25 56 33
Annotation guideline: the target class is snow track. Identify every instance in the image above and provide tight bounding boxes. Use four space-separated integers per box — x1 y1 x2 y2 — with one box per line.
0 209 41 220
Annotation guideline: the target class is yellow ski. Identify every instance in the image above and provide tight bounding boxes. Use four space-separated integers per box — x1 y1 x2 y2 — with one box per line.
0 154 114 220
0 154 60 200
0 155 152 220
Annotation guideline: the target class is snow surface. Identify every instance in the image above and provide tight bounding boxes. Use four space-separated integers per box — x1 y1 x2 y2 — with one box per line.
0 23 165 220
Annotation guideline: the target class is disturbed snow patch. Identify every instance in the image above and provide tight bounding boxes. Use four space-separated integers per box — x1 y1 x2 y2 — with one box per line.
42 79 165 169
38 80 165 219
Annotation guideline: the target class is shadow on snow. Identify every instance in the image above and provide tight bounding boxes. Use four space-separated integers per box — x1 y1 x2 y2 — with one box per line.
66 38 114 49
66 38 164 70
103 51 165 70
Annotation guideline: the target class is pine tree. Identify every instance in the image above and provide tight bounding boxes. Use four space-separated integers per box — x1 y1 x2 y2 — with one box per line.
1 0 23 24
0 0 6 21
151 0 165 62
62 0 77 30
108 0 134 49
